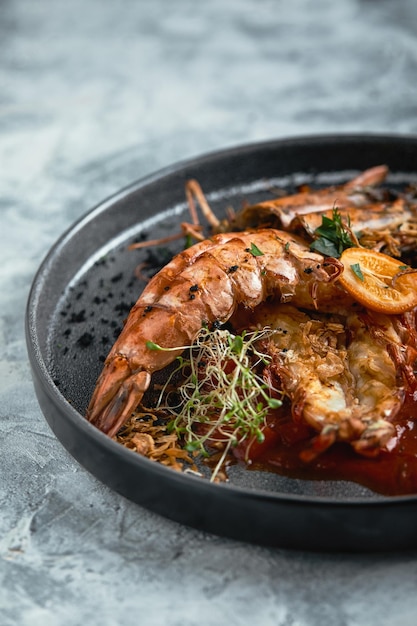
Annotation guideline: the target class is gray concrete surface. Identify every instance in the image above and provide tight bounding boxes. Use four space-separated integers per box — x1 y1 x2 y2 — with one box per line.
2 1 417 624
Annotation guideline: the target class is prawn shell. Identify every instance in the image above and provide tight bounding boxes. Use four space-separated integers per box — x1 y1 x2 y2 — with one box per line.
87 229 339 434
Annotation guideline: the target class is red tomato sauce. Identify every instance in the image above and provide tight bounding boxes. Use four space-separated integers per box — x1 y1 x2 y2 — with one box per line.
234 394 417 496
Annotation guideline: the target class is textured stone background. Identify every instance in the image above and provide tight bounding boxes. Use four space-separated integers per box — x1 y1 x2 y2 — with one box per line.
2 1 417 624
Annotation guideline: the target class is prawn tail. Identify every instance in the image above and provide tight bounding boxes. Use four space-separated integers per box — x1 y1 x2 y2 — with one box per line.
86 354 151 437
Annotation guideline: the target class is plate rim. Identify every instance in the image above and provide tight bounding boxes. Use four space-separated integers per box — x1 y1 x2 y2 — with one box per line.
25 132 417 550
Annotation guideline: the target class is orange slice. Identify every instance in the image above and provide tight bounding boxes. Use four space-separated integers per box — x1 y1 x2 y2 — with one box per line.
338 248 417 314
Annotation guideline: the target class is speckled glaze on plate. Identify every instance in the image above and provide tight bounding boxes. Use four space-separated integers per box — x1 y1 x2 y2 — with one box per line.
26 134 417 551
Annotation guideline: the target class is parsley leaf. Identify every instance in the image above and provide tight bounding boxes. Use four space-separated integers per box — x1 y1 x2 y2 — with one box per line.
310 208 354 258
310 237 340 257
249 242 264 257
350 263 365 281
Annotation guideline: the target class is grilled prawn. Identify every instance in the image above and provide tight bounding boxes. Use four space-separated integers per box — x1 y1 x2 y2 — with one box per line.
227 165 390 231
86 229 342 436
209 165 417 258
242 303 417 459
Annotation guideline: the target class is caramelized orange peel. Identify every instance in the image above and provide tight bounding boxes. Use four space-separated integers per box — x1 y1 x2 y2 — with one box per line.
338 247 417 314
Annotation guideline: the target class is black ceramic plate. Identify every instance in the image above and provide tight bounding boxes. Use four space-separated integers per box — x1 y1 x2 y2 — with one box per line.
26 134 417 551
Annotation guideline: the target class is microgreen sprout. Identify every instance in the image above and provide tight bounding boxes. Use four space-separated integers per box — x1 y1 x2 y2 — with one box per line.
154 326 282 481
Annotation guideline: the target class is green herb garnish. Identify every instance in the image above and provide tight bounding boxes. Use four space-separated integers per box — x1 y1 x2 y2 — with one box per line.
350 263 365 281
184 233 194 249
155 327 282 481
249 242 264 257
310 208 354 258
146 340 161 351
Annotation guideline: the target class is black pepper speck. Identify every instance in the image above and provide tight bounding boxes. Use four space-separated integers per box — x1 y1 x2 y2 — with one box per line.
69 310 86 323
77 332 94 348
